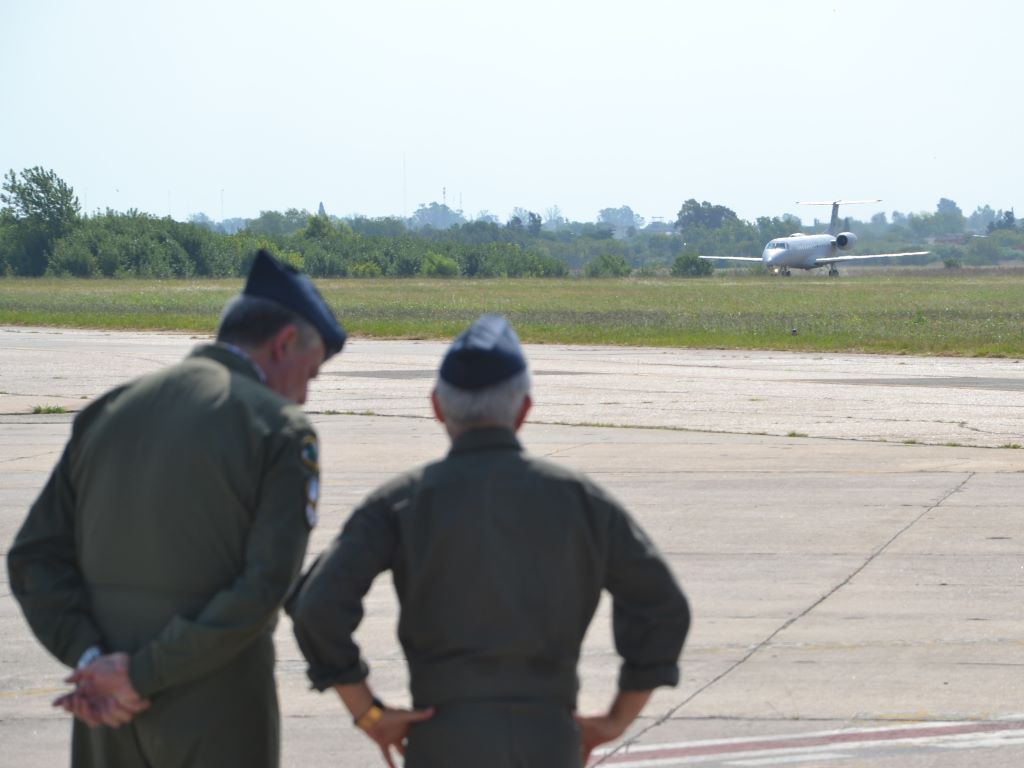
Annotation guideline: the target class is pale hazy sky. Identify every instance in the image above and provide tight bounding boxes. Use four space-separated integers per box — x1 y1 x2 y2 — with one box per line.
3 0 1020 226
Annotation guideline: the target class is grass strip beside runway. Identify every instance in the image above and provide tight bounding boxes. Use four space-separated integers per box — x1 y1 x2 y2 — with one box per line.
1 272 1023 356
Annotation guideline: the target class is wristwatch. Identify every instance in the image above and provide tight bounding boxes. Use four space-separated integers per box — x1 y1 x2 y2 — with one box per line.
76 645 103 670
354 697 385 732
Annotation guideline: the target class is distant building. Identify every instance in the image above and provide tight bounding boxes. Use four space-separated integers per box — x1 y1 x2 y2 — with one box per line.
643 221 676 234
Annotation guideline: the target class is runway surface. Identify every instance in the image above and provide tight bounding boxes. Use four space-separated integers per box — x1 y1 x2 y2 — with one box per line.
3 326 1024 447
1 327 1021 767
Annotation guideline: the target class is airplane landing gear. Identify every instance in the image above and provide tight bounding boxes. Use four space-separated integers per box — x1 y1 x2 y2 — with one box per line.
828 265 839 277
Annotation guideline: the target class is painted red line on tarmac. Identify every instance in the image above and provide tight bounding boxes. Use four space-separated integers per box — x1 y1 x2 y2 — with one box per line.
599 719 1024 763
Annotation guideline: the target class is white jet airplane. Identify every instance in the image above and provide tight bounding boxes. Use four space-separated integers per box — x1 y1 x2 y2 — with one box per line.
700 200 929 276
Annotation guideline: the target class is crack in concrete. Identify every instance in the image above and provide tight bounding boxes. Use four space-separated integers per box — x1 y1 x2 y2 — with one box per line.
0 452 58 464
593 472 977 765
538 443 602 460
279 410 1023 449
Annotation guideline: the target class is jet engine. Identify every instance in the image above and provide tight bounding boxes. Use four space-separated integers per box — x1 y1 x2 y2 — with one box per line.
835 232 858 249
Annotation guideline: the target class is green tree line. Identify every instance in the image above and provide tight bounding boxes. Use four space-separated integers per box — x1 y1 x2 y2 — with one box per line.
2 168 1021 279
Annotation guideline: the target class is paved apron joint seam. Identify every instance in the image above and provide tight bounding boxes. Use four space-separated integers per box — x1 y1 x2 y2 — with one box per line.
593 472 977 766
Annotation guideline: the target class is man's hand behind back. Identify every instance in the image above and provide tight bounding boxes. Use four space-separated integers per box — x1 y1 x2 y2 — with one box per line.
575 689 653 765
362 707 436 768
54 652 150 729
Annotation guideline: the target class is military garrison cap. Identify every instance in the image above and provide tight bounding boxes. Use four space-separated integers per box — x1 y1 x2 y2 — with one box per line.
244 250 347 359
439 314 527 390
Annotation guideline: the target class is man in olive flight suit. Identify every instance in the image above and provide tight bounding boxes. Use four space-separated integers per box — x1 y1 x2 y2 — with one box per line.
7 250 346 768
289 315 690 768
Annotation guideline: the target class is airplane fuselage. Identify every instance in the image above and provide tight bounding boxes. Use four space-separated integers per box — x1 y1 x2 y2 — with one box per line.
762 234 839 272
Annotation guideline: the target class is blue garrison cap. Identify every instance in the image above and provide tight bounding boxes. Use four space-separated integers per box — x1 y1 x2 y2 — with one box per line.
439 315 527 390
243 250 346 359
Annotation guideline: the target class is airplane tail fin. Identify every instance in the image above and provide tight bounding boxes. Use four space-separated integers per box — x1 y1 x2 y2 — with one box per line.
796 200 881 235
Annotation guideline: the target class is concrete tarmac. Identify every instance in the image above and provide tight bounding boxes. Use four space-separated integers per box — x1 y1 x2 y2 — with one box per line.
1 327 1022 767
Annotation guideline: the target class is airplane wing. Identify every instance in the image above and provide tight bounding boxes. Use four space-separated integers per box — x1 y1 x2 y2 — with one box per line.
698 256 763 262
815 251 929 265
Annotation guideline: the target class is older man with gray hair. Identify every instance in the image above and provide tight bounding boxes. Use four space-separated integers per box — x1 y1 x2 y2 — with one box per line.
289 314 689 767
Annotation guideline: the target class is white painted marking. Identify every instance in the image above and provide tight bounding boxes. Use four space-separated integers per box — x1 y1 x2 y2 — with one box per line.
595 721 976 756
728 753 849 767
593 718 1024 767
941 735 1024 750
596 758 705 768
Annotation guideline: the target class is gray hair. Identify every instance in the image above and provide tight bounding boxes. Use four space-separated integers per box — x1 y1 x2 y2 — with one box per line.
216 295 321 351
434 369 531 430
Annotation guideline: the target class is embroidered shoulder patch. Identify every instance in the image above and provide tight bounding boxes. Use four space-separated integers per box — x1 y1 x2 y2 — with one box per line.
300 434 319 472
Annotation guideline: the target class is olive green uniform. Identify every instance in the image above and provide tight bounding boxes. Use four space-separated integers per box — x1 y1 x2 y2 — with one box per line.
289 427 689 768
8 344 317 768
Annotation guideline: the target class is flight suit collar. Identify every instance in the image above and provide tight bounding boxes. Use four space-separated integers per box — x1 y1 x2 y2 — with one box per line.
189 343 266 384
448 427 523 456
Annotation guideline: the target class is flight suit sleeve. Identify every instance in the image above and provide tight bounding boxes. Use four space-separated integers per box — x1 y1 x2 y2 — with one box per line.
604 500 690 691
7 441 105 668
127 425 316 698
287 494 398 691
